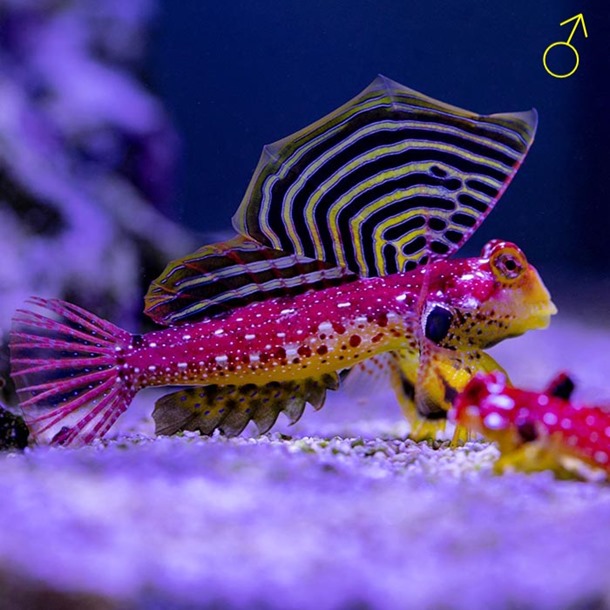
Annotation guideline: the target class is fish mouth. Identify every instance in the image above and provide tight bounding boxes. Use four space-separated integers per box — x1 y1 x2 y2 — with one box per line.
527 300 558 330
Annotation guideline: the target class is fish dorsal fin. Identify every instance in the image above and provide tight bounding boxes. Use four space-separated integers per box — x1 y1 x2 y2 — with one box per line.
233 75 537 276
145 235 357 325
152 373 341 437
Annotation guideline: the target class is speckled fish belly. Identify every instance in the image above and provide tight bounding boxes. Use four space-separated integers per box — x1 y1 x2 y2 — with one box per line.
9 76 554 446
453 372 610 479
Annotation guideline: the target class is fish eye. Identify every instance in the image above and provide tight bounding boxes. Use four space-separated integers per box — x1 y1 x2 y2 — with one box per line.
490 246 526 283
423 304 453 344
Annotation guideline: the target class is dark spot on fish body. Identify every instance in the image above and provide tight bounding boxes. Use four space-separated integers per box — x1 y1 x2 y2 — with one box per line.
298 345 312 357
333 323 346 335
377 314 388 328
349 335 362 347
517 421 538 443
317 345 328 355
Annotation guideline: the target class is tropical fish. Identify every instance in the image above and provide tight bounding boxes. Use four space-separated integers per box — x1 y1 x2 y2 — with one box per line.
10 76 555 446
452 372 610 479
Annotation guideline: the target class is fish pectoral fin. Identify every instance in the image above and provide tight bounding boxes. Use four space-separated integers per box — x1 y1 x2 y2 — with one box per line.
390 348 508 439
153 373 341 438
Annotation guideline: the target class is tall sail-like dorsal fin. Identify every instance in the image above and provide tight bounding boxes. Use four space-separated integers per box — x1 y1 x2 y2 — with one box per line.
144 235 357 326
232 75 537 276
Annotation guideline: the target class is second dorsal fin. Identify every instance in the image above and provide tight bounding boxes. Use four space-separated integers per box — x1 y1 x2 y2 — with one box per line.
145 235 358 325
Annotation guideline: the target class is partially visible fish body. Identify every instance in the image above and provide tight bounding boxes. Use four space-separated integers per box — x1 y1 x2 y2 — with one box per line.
452 372 610 479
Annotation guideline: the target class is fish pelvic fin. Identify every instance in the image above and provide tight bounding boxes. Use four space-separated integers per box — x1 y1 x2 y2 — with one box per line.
153 374 340 437
10 297 137 447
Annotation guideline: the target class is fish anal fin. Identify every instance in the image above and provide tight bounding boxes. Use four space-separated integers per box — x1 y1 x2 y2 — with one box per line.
153 374 341 438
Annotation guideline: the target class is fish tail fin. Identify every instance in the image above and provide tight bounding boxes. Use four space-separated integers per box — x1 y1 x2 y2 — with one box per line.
9 297 137 447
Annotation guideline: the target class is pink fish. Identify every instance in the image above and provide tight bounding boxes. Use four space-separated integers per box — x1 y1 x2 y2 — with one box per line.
9 77 552 446
452 372 610 479
11 239 554 446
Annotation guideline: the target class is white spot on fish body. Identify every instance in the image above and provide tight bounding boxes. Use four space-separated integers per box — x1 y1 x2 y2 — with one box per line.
586 415 596 426
483 412 506 430
488 395 515 410
214 329 224 336
281 308 295 315
250 354 260 362
590 431 600 442
542 412 558 426
178 362 188 369
277 332 286 338
537 395 549 406
286 347 298 358
148 365 157 372
594 451 609 464
245 334 256 340
318 321 333 332
338 302 351 308
396 294 407 302
182 334 192 340
561 418 572 430
149 342 157 348
215 355 228 364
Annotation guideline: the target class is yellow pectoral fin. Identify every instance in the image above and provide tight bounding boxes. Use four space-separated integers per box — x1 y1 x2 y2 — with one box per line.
391 348 508 427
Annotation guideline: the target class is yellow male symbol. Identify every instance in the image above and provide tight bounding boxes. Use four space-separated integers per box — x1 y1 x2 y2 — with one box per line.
543 13 588 79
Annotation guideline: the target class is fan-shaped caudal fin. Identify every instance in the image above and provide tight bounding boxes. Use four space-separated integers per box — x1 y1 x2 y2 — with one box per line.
233 75 537 278
153 373 340 437
144 234 357 326
10 297 136 447
391 347 508 440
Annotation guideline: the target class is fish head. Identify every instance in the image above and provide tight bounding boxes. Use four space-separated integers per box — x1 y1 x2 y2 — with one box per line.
422 240 557 351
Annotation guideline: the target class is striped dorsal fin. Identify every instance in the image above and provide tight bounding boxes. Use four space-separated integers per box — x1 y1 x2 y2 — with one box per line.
145 235 357 325
233 75 538 276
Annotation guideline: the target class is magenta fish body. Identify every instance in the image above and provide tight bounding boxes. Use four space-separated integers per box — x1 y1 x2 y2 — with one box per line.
11 240 554 446
9 77 551 446
453 372 610 477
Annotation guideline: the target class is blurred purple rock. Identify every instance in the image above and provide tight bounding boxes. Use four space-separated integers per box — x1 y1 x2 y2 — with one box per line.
0 0 197 392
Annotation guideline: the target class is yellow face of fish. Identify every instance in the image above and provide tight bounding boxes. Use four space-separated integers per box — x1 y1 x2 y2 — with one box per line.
422 240 557 352
392 240 556 427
